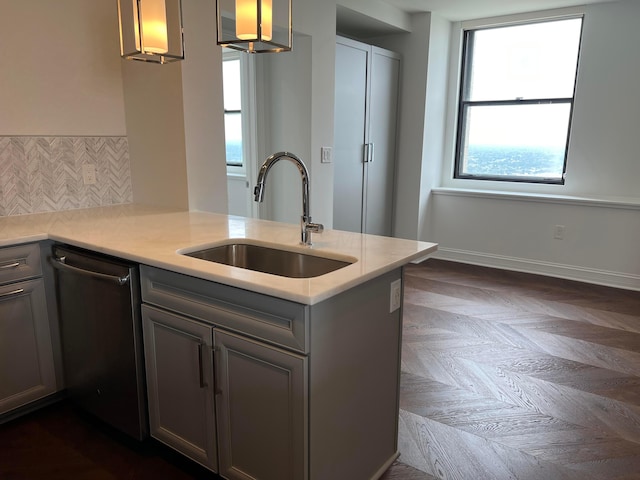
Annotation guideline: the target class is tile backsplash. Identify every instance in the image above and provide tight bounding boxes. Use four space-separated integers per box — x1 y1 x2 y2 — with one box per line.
0 136 132 216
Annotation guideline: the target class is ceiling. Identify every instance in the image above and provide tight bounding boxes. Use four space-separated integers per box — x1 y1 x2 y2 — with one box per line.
336 0 619 38
382 0 620 21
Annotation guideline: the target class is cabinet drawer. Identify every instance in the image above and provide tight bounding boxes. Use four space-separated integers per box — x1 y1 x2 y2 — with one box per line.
0 277 56 414
140 266 309 353
0 243 42 285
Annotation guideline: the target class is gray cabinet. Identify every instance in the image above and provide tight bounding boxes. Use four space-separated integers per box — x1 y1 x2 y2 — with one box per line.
0 243 56 415
140 266 308 478
215 329 307 480
142 305 217 471
333 36 400 236
140 264 403 480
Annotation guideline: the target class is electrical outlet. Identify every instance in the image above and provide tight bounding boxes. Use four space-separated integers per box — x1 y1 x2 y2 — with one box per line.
390 279 402 313
82 164 97 185
553 224 565 240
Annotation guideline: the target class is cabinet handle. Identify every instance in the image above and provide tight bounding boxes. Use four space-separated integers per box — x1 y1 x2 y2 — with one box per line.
363 143 375 163
0 288 24 298
198 343 207 388
0 262 20 270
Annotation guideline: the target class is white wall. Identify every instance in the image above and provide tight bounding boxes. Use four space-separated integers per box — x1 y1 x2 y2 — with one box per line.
374 14 451 241
563 0 640 198
439 1 640 198
430 192 640 289
0 0 337 219
255 34 312 224
247 0 338 228
298 0 340 228
0 0 134 216
337 0 412 32
0 0 126 135
0 0 192 212
121 0 228 212
121 60 189 209
342 0 640 289
181 0 228 213
428 0 640 289
373 14 431 240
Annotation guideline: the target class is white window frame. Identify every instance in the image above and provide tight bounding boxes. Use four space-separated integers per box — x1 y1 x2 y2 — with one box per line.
222 49 258 179
442 7 585 193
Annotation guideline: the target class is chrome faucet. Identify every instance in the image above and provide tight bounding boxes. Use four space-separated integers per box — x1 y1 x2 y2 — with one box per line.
254 151 324 246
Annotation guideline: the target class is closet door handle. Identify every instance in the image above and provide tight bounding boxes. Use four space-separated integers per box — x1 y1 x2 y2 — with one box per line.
364 143 375 163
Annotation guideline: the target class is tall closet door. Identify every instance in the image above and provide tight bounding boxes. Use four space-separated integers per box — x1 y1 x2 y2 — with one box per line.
364 48 400 236
333 37 400 236
333 39 368 233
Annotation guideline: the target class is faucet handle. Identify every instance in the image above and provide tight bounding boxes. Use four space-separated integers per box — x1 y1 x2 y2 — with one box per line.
306 222 324 234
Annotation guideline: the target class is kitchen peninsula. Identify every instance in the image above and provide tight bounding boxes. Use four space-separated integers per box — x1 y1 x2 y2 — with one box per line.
0 204 437 480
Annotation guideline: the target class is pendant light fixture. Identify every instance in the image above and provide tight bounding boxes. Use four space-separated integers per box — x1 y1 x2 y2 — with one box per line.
216 0 292 53
118 0 185 64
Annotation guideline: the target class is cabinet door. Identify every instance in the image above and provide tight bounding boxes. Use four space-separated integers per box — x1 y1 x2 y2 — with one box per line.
0 279 56 414
364 47 400 237
333 38 368 233
215 330 308 480
142 305 217 471
333 37 400 237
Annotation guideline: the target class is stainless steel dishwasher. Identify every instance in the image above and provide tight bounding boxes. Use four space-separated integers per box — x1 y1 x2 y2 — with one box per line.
51 244 148 440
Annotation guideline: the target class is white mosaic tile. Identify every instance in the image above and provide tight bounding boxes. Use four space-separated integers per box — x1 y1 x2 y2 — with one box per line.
0 136 132 216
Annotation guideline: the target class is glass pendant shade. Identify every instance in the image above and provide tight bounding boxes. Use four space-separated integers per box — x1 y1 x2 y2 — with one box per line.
217 0 291 53
118 0 184 64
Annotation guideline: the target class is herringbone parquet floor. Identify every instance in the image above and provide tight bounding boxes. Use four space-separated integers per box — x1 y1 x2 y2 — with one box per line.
396 259 640 480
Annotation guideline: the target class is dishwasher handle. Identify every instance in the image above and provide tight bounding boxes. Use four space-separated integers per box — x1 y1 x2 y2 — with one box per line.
50 256 131 286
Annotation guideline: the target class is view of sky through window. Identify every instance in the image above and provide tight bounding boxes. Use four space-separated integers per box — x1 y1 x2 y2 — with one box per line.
222 57 243 167
457 17 583 182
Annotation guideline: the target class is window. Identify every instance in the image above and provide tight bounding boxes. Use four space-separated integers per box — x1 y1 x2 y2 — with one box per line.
222 52 244 168
455 17 583 184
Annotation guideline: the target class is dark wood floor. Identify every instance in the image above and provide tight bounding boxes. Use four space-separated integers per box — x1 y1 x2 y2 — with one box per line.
399 259 640 479
3 259 638 479
0 401 220 480
0 399 430 480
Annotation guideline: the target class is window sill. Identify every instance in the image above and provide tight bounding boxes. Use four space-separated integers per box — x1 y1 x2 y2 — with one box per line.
227 165 247 178
431 188 640 211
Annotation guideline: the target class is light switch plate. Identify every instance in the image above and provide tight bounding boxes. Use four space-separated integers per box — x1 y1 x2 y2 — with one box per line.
321 147 332 163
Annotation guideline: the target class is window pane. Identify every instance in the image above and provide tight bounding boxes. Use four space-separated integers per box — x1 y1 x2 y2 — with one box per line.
224 112 243 166
467 18 582 101
222 58 242 110
459 103 570 179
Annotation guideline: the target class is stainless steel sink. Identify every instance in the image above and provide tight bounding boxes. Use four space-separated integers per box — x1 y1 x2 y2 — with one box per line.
183 243 353 278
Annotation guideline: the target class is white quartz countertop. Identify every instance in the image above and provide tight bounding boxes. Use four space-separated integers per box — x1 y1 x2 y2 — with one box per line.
0 204 438 304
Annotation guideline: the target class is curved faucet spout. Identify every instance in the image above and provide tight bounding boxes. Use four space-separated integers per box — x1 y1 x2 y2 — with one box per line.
254 152 323 246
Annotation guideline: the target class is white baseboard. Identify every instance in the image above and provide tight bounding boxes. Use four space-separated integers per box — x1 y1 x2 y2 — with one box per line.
428 248 640 291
